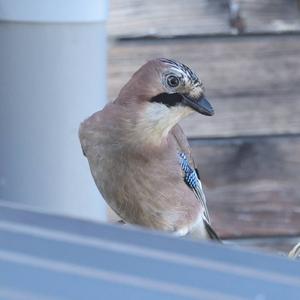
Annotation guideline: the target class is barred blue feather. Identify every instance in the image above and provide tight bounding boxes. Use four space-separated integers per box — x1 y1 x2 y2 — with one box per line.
179 152 199 189
178 152 211 223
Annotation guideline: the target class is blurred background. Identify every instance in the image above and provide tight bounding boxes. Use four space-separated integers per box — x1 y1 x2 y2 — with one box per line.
108 0 300 253
1 0 300 254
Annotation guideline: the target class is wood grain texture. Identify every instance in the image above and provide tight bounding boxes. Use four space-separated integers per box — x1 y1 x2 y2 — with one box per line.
209 181 300 238
108 0 300 37
190 135 300 238
241 0 300 33
108 35 300 137
108 0 230 37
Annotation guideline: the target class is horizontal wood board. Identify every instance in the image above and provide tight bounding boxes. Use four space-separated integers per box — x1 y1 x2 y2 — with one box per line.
108 0 300 37
241 0 300 33
108 34 300 138
190 135 300 238
108 0 230 37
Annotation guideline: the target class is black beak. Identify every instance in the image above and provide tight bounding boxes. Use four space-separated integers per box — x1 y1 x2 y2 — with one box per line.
182 95 214 116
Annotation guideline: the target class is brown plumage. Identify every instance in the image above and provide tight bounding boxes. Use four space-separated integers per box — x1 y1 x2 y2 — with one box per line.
79 58 220 240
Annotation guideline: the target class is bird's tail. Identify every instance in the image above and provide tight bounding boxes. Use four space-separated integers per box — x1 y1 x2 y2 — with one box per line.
288 242 300 259
203 219 222 242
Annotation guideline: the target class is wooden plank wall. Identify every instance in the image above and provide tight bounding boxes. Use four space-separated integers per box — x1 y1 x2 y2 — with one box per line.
107 0 300 242
108 0 300 37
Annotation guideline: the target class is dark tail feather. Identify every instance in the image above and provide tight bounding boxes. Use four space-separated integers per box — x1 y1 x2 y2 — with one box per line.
204 219 222 242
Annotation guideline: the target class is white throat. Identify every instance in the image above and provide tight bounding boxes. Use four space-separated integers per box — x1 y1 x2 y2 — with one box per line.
133 103 193 145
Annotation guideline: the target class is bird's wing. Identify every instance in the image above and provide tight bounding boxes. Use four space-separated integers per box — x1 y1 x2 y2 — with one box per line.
171 125 211 224
171 125 195 167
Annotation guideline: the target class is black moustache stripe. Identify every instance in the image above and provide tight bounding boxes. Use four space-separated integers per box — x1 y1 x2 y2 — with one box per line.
150 93 183 107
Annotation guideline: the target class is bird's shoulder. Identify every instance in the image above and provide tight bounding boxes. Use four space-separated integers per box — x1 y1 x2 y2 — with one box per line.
170 124 195 169
79 103 116 133
79 103 119 156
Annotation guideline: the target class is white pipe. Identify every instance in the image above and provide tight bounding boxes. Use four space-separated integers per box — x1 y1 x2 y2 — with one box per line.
0 0 109 221
0 0 108 22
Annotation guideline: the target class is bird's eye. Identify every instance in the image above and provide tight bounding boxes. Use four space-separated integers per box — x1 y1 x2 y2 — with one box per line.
167 75 180 88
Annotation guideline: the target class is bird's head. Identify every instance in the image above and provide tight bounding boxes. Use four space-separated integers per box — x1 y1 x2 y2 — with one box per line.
117 58 214 144
150 58 214 117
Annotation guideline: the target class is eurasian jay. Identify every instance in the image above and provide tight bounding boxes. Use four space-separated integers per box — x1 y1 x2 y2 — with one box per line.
79 58 220 241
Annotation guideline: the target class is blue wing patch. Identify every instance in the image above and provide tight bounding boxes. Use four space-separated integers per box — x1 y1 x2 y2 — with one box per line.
178 152 199 189
178 152 211 223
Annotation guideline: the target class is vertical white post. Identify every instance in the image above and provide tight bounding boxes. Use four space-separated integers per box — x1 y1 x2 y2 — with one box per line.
0 0 109 221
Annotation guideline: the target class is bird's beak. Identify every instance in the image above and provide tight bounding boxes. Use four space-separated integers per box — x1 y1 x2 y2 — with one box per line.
182 94 214 116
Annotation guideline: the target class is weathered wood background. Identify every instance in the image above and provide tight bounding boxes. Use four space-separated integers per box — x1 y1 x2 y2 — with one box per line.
107 0 300 252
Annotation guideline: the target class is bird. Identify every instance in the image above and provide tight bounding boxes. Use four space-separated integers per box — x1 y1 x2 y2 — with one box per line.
79 58 220 241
